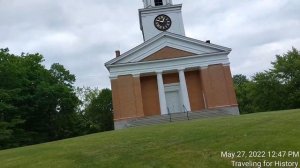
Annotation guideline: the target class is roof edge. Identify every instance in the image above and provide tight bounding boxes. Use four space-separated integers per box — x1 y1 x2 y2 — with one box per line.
105 32 232 66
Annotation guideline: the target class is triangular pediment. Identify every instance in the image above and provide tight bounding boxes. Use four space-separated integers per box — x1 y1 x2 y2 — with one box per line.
105 32 231 66
141 47 196 62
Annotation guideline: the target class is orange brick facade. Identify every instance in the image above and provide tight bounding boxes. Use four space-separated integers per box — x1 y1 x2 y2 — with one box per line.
185 70 205 111
200 65 238 108
111 64 238 121
141 76 160 116
111 75 144 120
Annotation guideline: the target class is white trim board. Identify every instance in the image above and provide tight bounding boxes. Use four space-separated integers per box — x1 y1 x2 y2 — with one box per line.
108 52 230 78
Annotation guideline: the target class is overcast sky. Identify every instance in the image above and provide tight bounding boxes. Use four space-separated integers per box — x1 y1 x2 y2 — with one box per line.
1 0 299 89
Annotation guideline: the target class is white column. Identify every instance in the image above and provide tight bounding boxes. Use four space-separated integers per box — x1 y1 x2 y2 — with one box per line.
162 0 167 5
156 71 168 115
150 0 155 6
178 69 191 111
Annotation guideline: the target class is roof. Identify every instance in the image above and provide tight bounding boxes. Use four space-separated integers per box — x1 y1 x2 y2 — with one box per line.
105 31 231 68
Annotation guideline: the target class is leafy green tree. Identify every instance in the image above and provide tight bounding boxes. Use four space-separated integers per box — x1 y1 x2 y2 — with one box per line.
76 87 101 113
233 74 249 87
0 118 25 149
85 89 114 132
0 48 81 149
234 47 300 114
271 47 300 109
233 75 255 114
251 72 286 112
0 48 30 148
74 87 102 134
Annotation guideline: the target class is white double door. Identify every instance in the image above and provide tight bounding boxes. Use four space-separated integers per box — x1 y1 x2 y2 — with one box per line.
164 83 183 113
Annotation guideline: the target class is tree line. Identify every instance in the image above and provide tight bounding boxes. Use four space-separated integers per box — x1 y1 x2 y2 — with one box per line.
234 47 300 114
0 48 113 150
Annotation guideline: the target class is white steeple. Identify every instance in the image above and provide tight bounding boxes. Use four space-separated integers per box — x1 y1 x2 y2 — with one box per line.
139 0 185 41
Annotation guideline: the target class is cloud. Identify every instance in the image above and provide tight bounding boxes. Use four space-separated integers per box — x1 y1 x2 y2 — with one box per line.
0 0 299 88
182 0 300 77
232 38 300 77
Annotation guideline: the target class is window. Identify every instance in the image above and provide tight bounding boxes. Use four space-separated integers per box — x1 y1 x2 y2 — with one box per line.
154 0 163 6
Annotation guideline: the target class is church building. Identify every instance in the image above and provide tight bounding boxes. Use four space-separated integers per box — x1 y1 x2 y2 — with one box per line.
105 0 239 129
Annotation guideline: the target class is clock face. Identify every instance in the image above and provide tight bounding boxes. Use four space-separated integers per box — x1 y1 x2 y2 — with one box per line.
154 14 172 31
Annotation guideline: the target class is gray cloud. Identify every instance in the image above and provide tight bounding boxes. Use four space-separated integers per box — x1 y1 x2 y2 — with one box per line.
1 0 299 88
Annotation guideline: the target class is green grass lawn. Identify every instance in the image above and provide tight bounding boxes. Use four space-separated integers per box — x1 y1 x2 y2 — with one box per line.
0 109 299 168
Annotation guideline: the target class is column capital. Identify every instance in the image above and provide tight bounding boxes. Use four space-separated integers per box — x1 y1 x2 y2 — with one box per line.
155 70 163 74
177 68 185 71
200 66 208 70
110 75 118 80
132 74 140 78
223 63 230 67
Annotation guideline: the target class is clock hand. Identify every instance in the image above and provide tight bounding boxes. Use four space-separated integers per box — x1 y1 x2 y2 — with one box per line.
159 17 165 23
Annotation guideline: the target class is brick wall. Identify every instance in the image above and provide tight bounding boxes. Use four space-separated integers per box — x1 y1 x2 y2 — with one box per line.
111 75 144 120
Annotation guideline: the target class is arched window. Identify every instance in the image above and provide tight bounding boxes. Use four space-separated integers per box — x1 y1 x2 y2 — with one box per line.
154 0 163 6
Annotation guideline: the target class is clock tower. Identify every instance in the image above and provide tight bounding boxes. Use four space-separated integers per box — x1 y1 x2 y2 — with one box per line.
139 0 185 41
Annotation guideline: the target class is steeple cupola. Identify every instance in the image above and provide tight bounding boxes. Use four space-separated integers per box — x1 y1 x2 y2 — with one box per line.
143 0 173 8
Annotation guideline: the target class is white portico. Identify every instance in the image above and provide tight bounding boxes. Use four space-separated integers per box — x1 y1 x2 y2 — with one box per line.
156 68 191 115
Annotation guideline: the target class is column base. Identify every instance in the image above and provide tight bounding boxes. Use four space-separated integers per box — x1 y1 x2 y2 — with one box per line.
114 120 130 130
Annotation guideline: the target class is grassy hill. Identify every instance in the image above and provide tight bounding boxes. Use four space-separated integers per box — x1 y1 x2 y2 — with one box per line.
0 109 299 168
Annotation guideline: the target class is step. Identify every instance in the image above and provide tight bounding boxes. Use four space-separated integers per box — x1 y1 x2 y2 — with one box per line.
127 109 234 127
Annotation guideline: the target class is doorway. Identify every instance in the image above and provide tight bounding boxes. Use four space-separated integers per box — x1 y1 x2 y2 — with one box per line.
164 83 182 113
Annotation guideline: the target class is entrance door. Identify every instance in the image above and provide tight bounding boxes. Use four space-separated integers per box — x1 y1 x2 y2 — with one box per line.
165 91 181 113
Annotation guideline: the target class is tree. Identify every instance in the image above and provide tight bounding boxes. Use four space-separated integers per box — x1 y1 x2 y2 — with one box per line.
0 48 81 149
251 72 286 112
0 48 30 148
233 47 300 114
233 75 255 114
75 87 102 134
85 89 114 132
76 87 101 113
271 47 300 109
